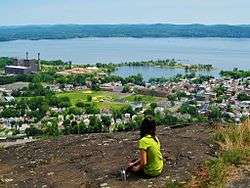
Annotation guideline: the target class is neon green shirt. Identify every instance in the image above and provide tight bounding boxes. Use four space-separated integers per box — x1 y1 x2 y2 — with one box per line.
138 135 164 176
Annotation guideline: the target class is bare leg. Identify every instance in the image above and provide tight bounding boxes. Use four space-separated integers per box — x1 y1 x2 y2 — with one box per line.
129 164 141 172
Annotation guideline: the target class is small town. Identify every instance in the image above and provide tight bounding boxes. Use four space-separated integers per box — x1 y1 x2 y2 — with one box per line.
0 55 249 141
0 53 249 187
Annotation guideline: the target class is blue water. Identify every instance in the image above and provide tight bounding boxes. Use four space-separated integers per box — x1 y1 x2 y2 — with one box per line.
114 66 221 81
0 37 249 80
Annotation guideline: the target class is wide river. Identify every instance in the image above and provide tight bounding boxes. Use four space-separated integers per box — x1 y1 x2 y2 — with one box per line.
0 37 249 80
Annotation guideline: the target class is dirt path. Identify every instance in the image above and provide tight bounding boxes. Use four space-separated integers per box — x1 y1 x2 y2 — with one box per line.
0 125 215 188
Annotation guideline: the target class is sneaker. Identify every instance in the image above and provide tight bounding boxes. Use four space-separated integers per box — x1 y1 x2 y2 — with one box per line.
120 167 127 181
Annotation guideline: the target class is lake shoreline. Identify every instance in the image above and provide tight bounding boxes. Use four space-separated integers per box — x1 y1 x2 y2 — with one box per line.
0 37 249 71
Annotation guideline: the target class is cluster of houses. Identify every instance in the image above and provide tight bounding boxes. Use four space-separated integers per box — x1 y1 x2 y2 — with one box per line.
134 77 250 122
0 73 249 138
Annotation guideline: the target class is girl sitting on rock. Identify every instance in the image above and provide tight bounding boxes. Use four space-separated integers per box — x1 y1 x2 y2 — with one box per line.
125 117 164 178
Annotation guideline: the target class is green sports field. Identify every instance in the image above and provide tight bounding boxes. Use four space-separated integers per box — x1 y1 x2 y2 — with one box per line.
56 90 162 110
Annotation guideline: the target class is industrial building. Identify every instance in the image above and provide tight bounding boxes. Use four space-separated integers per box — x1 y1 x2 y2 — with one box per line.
5 52 40 75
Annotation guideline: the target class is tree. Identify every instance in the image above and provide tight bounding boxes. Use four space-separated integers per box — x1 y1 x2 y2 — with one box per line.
179 103 198 115
101 115 112 128
163 114 179 125
167 94 177 101
0 107 19 118
175 91 187 100
150 103 157 109
63 119 71 135
70 121 78 134
47 96 59 107
134 96 143 102
16 98 28 116
131 115 143 130
84 103 99 114
121 105 135 115
209 106 222 122
112 108 122 120
43 118 59 136
57 96 71 108
237 92 250 101
86 95 92 102
124 74 144 85
78 121 88 134
89 116 102 133
25 126 43 137
40 102 49 117
76 101 85 108
144 108 154 116
91 83 100 91
27 97 45 111
67 106 82 115
214 85 226 96
122 85 129 93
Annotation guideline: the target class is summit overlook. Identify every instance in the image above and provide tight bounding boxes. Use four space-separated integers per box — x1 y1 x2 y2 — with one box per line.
0 125 213 187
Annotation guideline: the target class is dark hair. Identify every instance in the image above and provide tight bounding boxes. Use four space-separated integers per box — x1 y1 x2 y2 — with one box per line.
140 117 158 142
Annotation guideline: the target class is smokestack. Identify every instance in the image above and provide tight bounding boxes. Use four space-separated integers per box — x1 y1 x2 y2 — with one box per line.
38 53 40 61
26 52 29 60
38 53 41 71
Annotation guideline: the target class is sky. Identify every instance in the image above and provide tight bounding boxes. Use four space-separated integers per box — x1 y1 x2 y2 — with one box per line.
0 0 250 26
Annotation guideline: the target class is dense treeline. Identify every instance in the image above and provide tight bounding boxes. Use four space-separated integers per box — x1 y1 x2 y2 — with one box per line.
0 57 12 69
1 24 250 41
40 60 71 66
120 60 213 71
0 74 35 85
148 73 213 84
220 69 250 78
120 59 181 67
0 68 144 87
96 60 214 72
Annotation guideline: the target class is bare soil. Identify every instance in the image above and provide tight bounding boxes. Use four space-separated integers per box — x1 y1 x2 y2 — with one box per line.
0 125 216 188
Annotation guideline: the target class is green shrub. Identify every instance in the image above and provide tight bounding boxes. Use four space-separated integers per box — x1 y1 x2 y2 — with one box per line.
222 149 244 166
205 158 227 188
25 126 43 137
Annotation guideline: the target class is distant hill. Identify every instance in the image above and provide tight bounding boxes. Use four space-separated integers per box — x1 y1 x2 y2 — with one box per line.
1 24 250 41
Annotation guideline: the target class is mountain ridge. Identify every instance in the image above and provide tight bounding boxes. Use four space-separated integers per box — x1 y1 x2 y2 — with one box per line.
1 24 250 41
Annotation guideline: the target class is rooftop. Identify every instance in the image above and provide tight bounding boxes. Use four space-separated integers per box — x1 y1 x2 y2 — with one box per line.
5 65 29 70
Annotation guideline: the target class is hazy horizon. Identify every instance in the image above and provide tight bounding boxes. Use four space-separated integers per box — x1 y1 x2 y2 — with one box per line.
1 23 250 27
0 0 250 26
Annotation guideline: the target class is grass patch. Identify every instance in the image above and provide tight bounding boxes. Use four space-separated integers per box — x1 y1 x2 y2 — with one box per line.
213 120 250 150
221 148 247 166
56 90 127 110
124 94 160 103
204 158 227 188
0 144 4 151
57 90 162 110
56 90 118 104
192 119 250 187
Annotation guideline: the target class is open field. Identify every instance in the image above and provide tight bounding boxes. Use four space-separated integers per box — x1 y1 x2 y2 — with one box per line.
124 95 161 104
0 82 29 90
57 67 99 75
56 90 163 110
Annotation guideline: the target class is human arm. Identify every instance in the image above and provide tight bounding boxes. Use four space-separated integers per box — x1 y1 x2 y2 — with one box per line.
139 149 147 167
127 149 147 172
